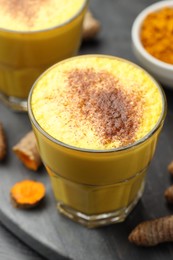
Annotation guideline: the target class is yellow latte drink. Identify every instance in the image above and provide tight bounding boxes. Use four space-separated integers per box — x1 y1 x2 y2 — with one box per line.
0 0 88 111
28 55 166 227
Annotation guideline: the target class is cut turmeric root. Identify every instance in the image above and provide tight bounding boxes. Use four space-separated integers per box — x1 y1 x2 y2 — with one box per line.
10 180 45 208
0 122 7 161
128 215 173 246
12 131 42 171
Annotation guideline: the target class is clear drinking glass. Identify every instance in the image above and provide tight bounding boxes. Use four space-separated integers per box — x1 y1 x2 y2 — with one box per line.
0 0 88 111
28 55 166 228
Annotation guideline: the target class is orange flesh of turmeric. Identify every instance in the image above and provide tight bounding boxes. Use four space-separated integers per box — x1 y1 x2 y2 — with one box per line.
12 131 42 171
10 180 45 207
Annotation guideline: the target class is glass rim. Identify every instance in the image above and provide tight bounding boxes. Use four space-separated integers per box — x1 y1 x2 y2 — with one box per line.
0 0 88 35
28 54 167 154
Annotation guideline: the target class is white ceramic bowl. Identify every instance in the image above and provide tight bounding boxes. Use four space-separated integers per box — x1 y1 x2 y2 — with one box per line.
131 1 173 88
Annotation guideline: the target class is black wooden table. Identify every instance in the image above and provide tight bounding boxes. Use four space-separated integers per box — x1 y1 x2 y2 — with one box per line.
1 0 173 259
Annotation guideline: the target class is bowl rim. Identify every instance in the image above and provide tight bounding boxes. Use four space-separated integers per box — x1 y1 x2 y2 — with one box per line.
131 0 173 71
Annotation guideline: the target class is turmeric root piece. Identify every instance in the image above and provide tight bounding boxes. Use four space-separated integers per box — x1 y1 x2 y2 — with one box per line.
164 185 173 203
10 180 46 209
0 122 7 161
167 161 173 174
12 131 42 171
82 11 101 40
128 215 173 246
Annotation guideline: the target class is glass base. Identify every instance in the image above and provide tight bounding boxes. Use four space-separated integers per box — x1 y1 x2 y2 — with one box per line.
0 92 27 112
57 184 144 228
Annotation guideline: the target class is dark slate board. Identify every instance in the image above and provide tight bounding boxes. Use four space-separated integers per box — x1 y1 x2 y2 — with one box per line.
1 0 173 259
1 95 173 260
0 221 44 260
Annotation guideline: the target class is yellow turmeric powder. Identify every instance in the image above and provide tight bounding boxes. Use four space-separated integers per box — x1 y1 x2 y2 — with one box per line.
141 7 173 65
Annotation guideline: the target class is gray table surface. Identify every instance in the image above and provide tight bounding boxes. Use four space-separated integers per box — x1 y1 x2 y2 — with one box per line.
1 0 173 259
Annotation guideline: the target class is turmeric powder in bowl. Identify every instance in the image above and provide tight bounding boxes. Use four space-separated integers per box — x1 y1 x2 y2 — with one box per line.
140 7 173 65
131 1 173 88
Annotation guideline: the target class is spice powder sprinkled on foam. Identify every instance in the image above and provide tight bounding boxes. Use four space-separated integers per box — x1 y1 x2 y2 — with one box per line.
31 56 163 150
66 68 143 147
0 0 86 31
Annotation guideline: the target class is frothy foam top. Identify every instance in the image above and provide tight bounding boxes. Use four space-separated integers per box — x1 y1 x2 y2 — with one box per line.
0 0 86 31
31 56 163 150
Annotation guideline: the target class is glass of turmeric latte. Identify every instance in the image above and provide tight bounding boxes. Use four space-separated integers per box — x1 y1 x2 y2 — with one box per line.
28 55 166 228
0 0 88 111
